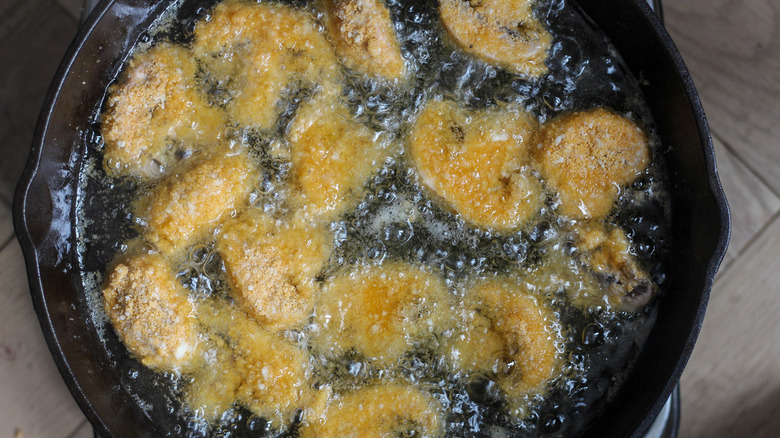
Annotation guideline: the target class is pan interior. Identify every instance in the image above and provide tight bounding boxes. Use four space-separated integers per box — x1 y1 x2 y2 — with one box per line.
70 0 675 436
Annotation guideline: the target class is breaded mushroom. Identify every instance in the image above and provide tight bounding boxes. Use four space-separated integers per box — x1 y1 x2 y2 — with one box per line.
216 210 332 330
535 107 651 220
187 302 313 426
102 253 199 371
102 43 227 181
193 0 339 130
439 0 551 77
299 383 444 438
287 89 389 221
312 262 451 366
445 277 561 413
136 148 256 256
321 0 406 80
408 99 543 231
572 222 656 311
234 323 312 426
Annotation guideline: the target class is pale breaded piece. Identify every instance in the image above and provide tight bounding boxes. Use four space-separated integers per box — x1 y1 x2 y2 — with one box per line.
409 99 543 231
137 148 256 255
234 323 311 426
102 253 199 371
102 43 227 181
312 262 451 366
299 384 444 438
445 277 561 414
573 222 656 312
216 210 332 330
322 0 406 80
287 89 389 221
535 108 651 220
187 301 313 426
193 0 339 130
439 0 551 77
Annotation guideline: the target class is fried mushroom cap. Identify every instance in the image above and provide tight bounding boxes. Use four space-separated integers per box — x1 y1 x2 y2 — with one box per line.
193 0 339 130
445 277 561 413
136 148 256 256
216 210 332 330
101 43 227 181
321 0 406 80
102 253 199 371
287 89 389 222
573 222 657 311
312 262 451 366
299 383 445 438
535 108 651 220
439 0 551 77
409 99 543 231
187 302 313 427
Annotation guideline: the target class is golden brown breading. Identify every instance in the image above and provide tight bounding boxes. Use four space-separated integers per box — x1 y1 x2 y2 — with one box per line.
299 383 444 438
216 210 332 330
102 253 199 371
408 99 543 231
535 108 651 220
322 0 406 80
193 0 340 130
186 301 313 426
445 277 561 414
287 89 389 221
136 148 256 255
573 222 656 311
101 43 227 181
439 0 551 77
311 262 451 366
234 325 311 426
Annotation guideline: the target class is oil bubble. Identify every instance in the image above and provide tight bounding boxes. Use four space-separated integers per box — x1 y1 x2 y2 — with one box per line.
632 177 649 191
383 222 413 245
466 375 501 405
540 412 566 433
582 323 606 347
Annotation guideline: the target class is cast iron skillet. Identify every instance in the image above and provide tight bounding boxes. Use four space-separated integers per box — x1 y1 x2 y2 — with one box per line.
14 0 729 436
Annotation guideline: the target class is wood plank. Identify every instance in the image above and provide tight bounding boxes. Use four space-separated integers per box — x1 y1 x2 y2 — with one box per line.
0 240 88 438
67 420 94 438
665 0 780 194
711 136 780 266
0 0 77 203
0 199 12 249
679 214 780 437
54 0 85 21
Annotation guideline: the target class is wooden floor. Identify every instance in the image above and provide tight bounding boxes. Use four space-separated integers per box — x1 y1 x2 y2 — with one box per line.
1 0 778 436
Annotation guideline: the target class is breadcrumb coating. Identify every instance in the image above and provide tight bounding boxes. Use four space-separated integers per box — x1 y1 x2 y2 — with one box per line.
573 222 657 311
137 148 256 255
409 99 543 230
187 302 313 426
287 89 389 221
193 0 339 130
101 43 227 181
322 0 406 79
439 0 551 76
446 277 561 413
535 108 651 220
217 210 332 330
102 253 199 371
312 262 451 365
300 383 444 438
